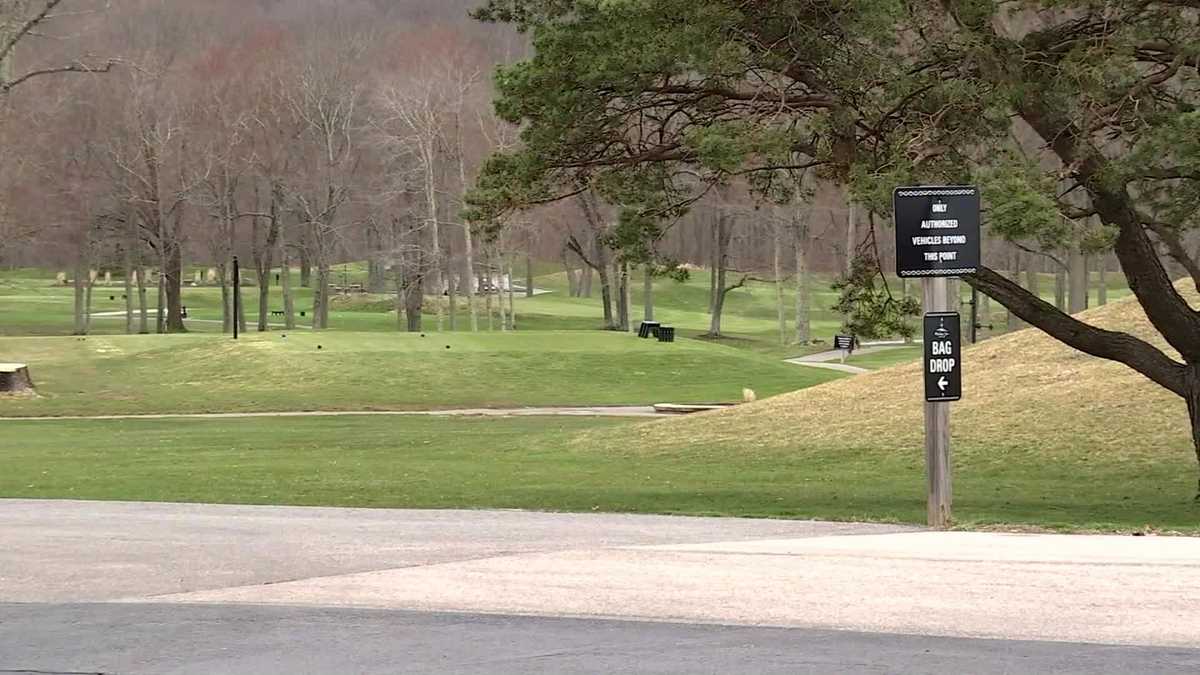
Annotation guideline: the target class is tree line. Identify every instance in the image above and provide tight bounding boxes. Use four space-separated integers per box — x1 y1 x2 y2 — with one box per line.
2 1 1137 344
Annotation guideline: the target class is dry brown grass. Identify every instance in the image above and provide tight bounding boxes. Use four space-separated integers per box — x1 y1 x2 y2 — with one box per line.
605 285 1194 461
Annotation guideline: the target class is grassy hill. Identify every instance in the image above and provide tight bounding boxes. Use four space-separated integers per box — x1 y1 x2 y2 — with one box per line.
4 287 1194 531
0 331 840 417
579 287 1198 531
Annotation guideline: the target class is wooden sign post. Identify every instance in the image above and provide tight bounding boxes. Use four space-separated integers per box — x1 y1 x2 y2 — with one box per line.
922 281 953 526
894 186 980 528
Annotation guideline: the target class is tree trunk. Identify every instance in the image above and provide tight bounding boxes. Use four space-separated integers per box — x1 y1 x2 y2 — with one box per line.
227 264 241 333
845 200 856 274
617 261 630 332
368 258 386 294
465 244 479 332
1025 255 1040 299
136 268 149 334
281 254 296 330
124 267 134 335
773 227 786 345
1054 264 1067 311
507 258 516 330
1098 255 1108 306
235 264 247 333
609 260 620 325
310 267 322 329
708 212 732 337
710 269 727 337
404 238 424 332
643 264 654 322
484 270 494 331
448 263 458 331
1186 373 1200 501
1008 250 1024 331
405 279 423 332
278 217 296 331
156 274 166 334
394 275 405 330
593 241 615 329
365 217 385 293
315 264 331 329
495 249 509 332
980 292 992 336
1068 250 1088 313
424 159 443 333
794 222 811 345
300 247 311 287
253 197 281 332
72 258 86 335
257 271 271 332
525 252 534 298
581 265 593 297
163 244 185 333
708 220 719 314
564 255 579 296
124 206 136 334
84 278 94 334
218 263 231 333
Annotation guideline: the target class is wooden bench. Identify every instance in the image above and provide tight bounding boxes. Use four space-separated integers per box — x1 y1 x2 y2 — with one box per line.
271 310 286 317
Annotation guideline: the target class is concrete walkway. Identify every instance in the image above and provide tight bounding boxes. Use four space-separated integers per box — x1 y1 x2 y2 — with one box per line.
4 501 1199 673
782 359 869 374
4 501 1198 647
784 340 915 375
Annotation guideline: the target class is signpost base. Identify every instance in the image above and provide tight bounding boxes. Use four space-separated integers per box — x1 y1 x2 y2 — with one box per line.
923 277 952 528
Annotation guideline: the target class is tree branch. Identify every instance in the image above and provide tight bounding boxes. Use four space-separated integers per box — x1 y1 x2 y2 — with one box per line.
1016 94 1200 364
0 0 66 67
1144 221 1200 295
964 266 1187 396
1012 242 1067 270
565 234 600 272
0 59 119 94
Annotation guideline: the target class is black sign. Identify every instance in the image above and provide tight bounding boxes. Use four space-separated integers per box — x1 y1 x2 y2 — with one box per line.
923 312 961 402
833 334 855 352
894 186 980 278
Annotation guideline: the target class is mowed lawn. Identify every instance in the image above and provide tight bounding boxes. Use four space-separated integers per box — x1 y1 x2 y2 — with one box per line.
0 331 841 417
3 414 1196 532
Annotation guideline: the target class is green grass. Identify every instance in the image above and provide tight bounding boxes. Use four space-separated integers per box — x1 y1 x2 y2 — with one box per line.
0 264 1132 362
2 414 1194 532
0 331 841 417
1 263 1173 533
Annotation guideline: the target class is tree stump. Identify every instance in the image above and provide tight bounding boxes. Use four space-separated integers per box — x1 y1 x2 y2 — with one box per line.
0 364 34 394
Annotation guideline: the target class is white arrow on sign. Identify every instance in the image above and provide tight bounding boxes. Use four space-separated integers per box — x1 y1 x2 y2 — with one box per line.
938 376 948 392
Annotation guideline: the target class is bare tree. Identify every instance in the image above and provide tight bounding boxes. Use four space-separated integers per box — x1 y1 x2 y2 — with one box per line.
281 34 366 330
377 68 451 331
